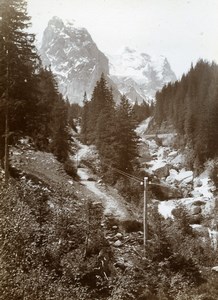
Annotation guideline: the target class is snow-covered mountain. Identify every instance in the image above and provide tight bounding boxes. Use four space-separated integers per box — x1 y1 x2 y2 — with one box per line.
108 47 177 102
40 17 176 104
40 16 109 103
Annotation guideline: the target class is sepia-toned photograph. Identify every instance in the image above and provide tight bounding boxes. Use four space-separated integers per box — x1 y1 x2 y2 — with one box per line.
0 0 218 299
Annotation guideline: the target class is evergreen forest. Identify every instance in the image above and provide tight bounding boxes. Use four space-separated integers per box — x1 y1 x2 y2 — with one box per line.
154 60 218 171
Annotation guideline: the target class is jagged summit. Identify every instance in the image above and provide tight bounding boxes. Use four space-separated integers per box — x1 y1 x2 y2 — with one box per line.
40 17 176 104
40 16 109 103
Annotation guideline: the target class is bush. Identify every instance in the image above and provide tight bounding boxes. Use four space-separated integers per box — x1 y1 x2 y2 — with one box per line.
210 160 218 190
115 177 143 206
120 219 143 233
64 159 77 179
104 216 120 230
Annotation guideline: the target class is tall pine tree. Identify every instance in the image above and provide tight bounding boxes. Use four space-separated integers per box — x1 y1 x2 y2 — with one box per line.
0 0 40 183
115 95 139 173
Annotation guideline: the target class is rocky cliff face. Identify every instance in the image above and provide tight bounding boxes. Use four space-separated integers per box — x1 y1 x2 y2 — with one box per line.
40 16 109 103
40 17 176 104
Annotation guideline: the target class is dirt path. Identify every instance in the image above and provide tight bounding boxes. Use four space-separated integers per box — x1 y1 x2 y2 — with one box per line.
75 142 135 221
77 167 131 220
11 141 134 221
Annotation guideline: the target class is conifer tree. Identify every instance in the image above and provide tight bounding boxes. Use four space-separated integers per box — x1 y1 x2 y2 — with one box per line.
115 95 139 173
133 100 151 123
50 96 70 162
80 92 89 143
0 0 40 183
154 60 218 169
34 67 59 150
0 0 40 133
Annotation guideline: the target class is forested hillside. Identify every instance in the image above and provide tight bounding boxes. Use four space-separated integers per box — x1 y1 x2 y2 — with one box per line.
0 0 76 179
154 60 218 171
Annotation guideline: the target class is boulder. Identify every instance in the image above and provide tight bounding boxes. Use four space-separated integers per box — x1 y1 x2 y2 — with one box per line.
190 190 203 198
191 206 202 215
211 266 218 272
191 224 208 236
115 233 123 239
166 169 178 184
150 183 182 200
153 164 170 178
175 170 193 185
114 240 123 247
168 151 178 158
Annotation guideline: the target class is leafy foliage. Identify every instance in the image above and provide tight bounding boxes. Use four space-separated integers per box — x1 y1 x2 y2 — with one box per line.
0 178 113 299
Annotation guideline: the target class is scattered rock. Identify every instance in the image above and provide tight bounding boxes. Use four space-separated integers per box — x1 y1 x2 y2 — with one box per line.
191 206 202 215
191 224 208 236
211 266 218 272
114 259 132 270
195 179 202 187
150 183 182 200
168 151 178 158
153 164 170 178
114 240 123 247
190 191 203 197
87 177 95 181
189 214 202 225
114 261 126 271
115 233 123 239
193 199 206 206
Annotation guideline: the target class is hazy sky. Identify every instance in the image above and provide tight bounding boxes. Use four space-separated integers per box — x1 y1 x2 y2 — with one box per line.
27 0 218 78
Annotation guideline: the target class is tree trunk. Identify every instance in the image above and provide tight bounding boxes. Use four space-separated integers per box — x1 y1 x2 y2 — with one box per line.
4 107 9 185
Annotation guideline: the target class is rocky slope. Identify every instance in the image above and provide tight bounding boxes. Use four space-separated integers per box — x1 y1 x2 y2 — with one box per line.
136 118 217 235
40 17 176 104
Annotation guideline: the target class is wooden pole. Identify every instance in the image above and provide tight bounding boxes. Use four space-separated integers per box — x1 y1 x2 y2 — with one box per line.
4 107 9 185
143 177 148 255
4 41 9 185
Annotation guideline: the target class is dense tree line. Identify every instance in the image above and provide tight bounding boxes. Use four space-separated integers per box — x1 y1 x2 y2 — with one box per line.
0 0 75 171
154 60 218 169
133 99 154 124
81 74 139 184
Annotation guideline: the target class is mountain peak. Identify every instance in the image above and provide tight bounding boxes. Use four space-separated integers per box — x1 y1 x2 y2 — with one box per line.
108 49 176 102
48 16 64 28
40 17 176 104
40 17 109 104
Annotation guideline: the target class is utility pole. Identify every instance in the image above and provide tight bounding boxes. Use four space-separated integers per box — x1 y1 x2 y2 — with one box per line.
143 177 148 255
4 36 10 186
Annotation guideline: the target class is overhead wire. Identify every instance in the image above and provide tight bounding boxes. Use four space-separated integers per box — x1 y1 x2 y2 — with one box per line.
112 167 142 183
96 158 143 183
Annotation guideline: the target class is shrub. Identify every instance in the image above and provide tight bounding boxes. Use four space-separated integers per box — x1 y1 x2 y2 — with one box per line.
64 159 77 179
210 160 218 190
104 216 120 230
120 219 143 233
